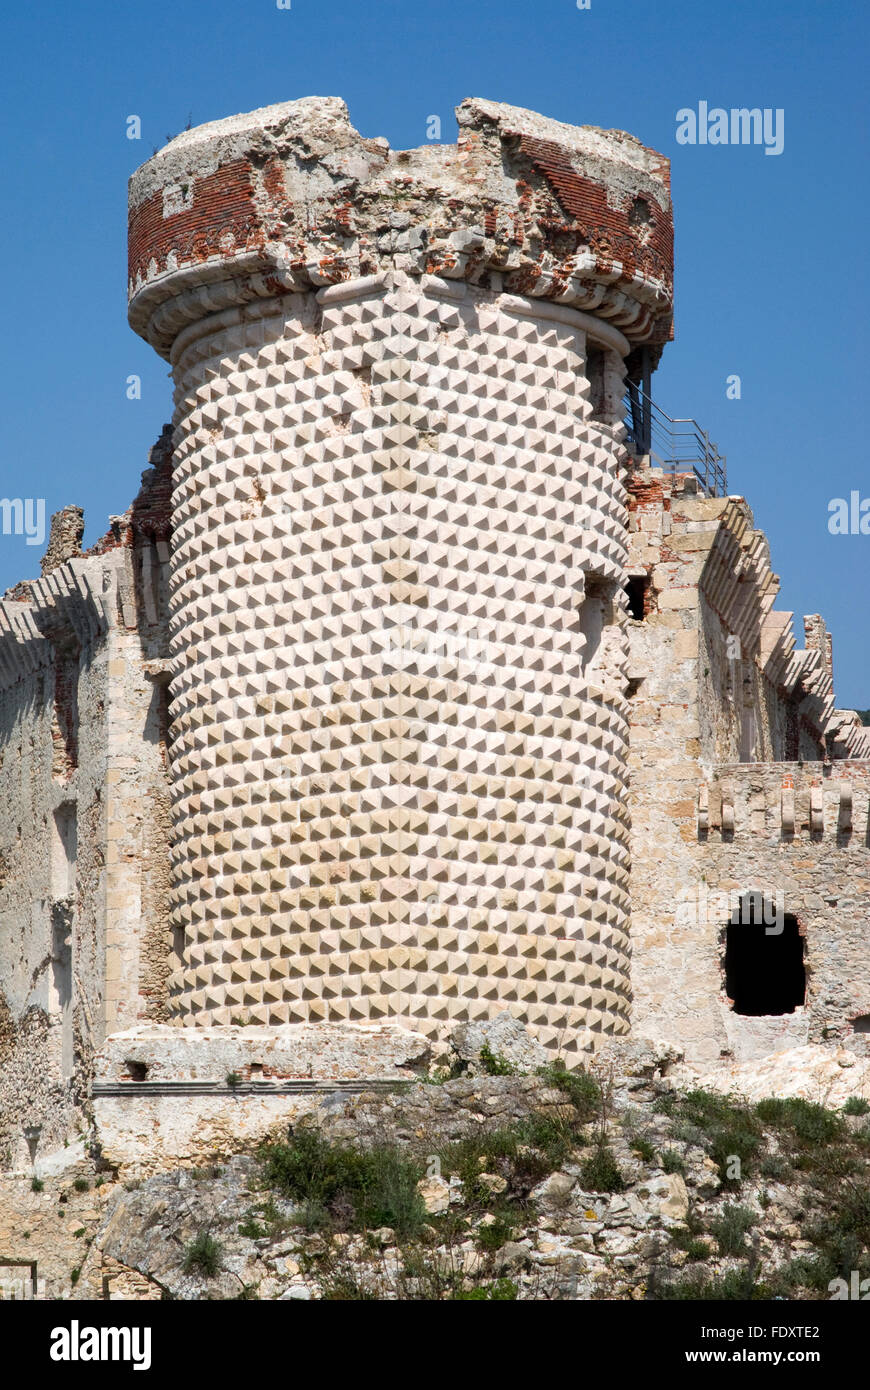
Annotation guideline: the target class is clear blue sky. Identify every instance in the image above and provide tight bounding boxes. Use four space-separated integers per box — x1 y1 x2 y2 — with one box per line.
1 0 867 703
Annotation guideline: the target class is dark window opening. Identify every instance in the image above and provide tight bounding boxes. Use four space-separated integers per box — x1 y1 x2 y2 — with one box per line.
724 906 805 1016
625 575 650 621
126 1060 149 1081
852 1014 870 1034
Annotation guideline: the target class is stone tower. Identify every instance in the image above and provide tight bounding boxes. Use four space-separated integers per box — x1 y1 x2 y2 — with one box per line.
127 96 673 1058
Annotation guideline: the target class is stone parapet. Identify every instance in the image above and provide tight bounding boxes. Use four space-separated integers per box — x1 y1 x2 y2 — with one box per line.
700 760 870 842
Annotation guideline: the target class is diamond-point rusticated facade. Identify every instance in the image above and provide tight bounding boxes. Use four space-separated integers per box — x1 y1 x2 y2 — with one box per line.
127 96 669 1052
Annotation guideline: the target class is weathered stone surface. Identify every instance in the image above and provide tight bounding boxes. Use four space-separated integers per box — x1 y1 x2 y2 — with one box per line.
93 1022 431 1178
416 1175 450 1215
448 1015 549 1074
35 1063 862 1302
1 93 869 1196
678 1044 870 1107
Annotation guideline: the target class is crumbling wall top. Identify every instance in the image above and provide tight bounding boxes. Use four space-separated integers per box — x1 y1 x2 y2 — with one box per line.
128 96 673 358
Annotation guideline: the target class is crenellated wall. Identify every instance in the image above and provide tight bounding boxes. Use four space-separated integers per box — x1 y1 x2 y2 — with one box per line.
626 462 870 1062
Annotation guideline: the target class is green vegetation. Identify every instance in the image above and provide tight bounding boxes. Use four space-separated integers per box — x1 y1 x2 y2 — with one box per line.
537 1061 602 1121
670 1227 712 1261
237 1211 269 1240
843 1096 870 1117
759 1154 791 1180
453 1278 518 1300
580 1144 626 1194
755 1097 844 1145
652 1265 766 1301
474 1213 515 1253
709 1203 755 1256
478 1043 515 1076
183 1230 222 1278
656 1088 763 1186
629 1135 656 1163
261 1128 426 1240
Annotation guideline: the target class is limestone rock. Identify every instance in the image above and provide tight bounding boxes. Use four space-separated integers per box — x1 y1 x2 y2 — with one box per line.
417 1175 450 1214
448 1015 548 1074
677 1045 870 1107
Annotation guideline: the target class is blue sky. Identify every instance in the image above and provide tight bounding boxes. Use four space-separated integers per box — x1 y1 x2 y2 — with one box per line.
1 0 867 703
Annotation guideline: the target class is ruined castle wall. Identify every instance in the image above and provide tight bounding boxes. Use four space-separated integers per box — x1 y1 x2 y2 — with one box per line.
627 464 870 1063
0 573 107 1167
698 762 870 1056
631 758 870 1066
624 474 708 1057
0 531 172 1170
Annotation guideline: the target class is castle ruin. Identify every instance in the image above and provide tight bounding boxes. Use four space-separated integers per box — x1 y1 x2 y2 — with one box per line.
1 97 868 1176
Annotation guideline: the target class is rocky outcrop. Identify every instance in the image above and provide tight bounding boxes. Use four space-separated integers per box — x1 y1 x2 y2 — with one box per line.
66 1033 870 1301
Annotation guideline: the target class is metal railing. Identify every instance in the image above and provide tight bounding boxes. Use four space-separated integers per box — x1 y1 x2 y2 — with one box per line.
624 383 728 498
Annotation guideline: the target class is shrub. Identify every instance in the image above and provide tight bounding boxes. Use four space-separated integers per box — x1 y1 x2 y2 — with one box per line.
72 1177 89 1193
652 1266 764 1301
237 1211 268 1240
183 1230 222 1278
759 1154 791 1180
580 1145 625 1194
843 1096 870 1117
755 1097 843 1146
453 1278 518 1301
667 1090 762 1186
709 1203 755 1256
319 1270 380 1301
30 1178 43 1193
792 1145 858 1179
474 1213 515 1253
796 1182 870 1287
478 1043 515 1077
629 1135 656 1163
671 1227 711 1260
261 1128 426 1240
538 1062 602 1122
661 1149 686 1176
440 1110 582 1209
